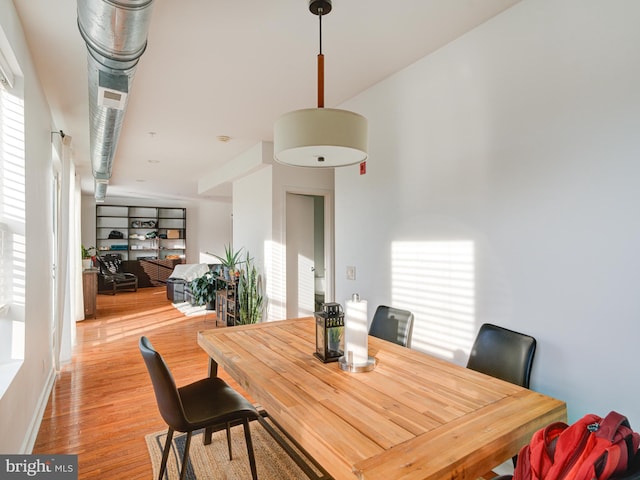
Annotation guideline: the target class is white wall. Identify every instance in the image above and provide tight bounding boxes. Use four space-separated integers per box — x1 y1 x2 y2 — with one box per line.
0 0 56 453
336 0 640 425
233 166 273 272
233 166 274 319
191 199 232 264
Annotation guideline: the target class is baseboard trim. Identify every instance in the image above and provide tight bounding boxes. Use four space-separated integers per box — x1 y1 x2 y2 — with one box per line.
21 366 56 453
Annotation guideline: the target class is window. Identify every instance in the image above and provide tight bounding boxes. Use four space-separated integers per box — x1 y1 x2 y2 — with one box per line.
0 48 26 397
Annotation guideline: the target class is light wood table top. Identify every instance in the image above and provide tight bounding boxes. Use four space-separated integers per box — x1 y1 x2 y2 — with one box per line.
198 318 566 480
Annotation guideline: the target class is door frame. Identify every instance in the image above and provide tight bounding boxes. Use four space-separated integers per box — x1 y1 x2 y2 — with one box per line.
282 187 335 313
50 144 62 370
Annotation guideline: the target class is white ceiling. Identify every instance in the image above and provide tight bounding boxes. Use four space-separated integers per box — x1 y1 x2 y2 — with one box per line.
12 0 519 202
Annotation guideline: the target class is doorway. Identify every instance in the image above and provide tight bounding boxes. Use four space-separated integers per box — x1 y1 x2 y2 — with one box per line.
285 193 331 319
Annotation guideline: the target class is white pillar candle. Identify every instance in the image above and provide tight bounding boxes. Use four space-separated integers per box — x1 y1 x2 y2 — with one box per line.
344 294 368 365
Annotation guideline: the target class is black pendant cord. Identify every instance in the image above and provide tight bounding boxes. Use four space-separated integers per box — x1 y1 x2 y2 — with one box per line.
317 9 324 108
319 11 323 55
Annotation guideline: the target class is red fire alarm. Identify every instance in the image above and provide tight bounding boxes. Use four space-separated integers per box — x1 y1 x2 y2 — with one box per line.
359 161 367 175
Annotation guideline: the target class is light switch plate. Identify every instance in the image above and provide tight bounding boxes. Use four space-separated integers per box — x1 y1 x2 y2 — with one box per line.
346 266 356 280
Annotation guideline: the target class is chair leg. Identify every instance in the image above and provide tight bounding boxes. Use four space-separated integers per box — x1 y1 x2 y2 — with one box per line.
178 431 193 480
226 421 233 460
242 418 258 480
158 427 174 480
204 426 213 445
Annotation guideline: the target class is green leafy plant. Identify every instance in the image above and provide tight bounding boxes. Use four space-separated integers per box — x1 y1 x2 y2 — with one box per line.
328 326 344 354
81 245 97 259
207 244 245 280
189 271 216 306
238 252 264 325
211 244 244 270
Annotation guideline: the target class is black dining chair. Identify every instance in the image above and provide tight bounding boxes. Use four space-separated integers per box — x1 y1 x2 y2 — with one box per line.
467 323 536 476
368 305 414 347
139 336 259 480
466 323 536 389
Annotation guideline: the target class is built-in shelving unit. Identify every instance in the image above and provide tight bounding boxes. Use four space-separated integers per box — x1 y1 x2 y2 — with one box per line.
95 205 187 287
96 205 186 261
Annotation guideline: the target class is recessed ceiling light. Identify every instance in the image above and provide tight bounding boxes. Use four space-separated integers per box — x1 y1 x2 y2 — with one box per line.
217 135 231 143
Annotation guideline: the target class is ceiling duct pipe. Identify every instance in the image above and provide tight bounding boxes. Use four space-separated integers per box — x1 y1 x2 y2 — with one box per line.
77 0 155 200
94 179 108 203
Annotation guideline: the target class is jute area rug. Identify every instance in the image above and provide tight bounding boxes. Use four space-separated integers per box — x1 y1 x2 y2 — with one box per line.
146 421 311 479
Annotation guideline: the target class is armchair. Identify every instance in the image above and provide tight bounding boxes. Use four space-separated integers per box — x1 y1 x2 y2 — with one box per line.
96 254 138 295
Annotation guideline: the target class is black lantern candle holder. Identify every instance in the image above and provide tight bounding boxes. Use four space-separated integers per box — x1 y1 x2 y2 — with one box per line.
314 302 344 363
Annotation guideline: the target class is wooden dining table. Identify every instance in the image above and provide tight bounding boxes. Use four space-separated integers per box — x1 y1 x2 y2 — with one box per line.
197 318 566 480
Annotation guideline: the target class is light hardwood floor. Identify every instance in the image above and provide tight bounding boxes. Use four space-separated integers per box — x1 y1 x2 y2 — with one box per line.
33 286 236 479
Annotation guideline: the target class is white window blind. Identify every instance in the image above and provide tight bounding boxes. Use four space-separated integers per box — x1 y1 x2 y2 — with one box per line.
0 83 8 315
0 48 14 90
0 222 8 315
0 65 26 368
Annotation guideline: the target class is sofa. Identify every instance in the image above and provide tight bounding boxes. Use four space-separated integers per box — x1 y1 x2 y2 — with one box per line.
166 263 211 303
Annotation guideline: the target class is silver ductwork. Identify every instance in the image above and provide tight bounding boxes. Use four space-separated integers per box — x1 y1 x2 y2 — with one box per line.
94 179 108 203
78 0 155 201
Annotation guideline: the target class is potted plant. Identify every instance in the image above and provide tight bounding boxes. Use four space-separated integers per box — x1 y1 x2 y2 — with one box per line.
189 271 216 310
211 244 244 281
238 252 264 324
81 245 97 270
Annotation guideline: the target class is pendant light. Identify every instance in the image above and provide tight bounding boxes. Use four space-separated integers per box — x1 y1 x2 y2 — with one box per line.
273 0 368 168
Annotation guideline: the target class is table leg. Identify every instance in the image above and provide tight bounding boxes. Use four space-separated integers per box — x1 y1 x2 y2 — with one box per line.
208 357 218 378
204 356 219 445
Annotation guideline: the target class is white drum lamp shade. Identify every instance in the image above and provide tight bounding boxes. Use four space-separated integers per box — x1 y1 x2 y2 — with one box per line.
274 108 368 168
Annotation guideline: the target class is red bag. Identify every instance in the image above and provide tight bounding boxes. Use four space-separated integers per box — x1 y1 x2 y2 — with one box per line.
514 411 640 480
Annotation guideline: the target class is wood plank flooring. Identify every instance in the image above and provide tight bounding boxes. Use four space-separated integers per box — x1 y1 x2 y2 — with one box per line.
33 287 236 479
